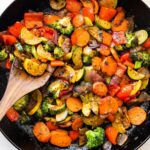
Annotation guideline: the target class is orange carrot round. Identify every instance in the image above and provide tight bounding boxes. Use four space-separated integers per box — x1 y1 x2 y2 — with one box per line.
101 56 117 76
92 57 102 71
99 96 118 115
72 117 83 130
72 14 84 27
33 122 51 143
128 107 146 125
93 82 108 97
107 114 115 122
105 126 118 145
71 28 90 47
66 97 82 112
50 60 65 67
44 15 60 25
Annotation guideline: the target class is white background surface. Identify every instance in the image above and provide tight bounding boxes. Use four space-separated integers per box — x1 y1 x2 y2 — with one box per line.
0 0 150 150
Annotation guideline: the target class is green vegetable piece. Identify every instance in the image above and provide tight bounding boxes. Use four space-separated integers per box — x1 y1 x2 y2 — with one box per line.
54 47 64 59
43 42 55 52
15 43 24 52
31 46 38 59
13 95 29 111
0 49 8 61
125 32 138 48
24 44 32 53
134 61 142 69
135 30 148 45
56 109 68 122
75 68 85 82
51 17 74 35
20 111 30 124
140 78 149 90
35 108 43 119
9 54 14 62
114 45 124 51
86 127 104 149
95 15 111 30
49 103 66 115
72 46 83 69
127 67 145 80
41 97 54 115
83 55 92 65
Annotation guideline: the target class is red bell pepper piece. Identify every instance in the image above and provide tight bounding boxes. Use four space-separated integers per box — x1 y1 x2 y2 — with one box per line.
82 7 95 22
143 38 150 48
112 31 127 45
1 35 17 45
8 22 24 38
5 59 11 70
99 6 117 21
69 130 79 141
6 107 19 122
108 84 120 96
120 52 132 63
24 12 43 29
116 84 133 101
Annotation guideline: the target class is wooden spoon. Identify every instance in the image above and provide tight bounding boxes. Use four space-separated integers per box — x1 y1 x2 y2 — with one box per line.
0 61 54 121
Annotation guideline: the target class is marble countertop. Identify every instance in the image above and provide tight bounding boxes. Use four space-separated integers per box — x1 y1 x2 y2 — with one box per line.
0 0 150 150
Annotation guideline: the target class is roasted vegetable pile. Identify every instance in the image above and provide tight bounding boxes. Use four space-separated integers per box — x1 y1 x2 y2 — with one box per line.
1 0 150 149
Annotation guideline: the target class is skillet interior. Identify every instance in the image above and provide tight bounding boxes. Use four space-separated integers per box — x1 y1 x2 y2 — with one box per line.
0 0 150 149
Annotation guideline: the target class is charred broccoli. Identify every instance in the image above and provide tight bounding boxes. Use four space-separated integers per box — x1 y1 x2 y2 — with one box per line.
43 41 55 52
20 111 30 124
13 95 29 111
54 47 64 59
86 127 105 149
125 32 138 48
51 17 74 35
0 49 8 61
130 51 150 67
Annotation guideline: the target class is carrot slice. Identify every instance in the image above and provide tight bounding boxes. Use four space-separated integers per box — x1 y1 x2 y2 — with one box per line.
8 22 24 37
93 82 108 97
107 114 115 122
46 121 58 130
71 28 90 47
24 12 43 29
43 15 60 25
99 96 118 115
51 129 68 136
69 130 79 141
66 0 82 12
105 126 118 145
98 44 110 56
66 97 82 112
33 122 51 143
72 14 84 27
128 107 146 125
72 117 83 130
92 57 102 71
99 6 117 21
50 134 72 147
101 56 117 76
110 48 120 62
102 31 112 46
50 60 65 67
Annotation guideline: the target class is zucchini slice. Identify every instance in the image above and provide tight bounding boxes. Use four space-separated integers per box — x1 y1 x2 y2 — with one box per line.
95 15 111 30
135 30 148 45
56 109 68 122
50 0 66 10
75 68 85 82
49 103 66 115
140 78 149 90
127 67 145 80
20 27 42 45
130 80 142 96
84 17 93 26
23 59 47 76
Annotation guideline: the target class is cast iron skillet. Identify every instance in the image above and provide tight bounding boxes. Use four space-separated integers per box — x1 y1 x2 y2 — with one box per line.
0 0 150 149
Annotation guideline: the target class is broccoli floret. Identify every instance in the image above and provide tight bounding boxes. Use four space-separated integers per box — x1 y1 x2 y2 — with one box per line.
0 49 8 61
130 51 150 67
86 127 104 149
20 111 30 124
125 32 138 48
51 17 74 35
13 95 29 111
23 44 32 53
54 47 64 59
43 41 55 52
41 97 54 115
35 108 43 119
